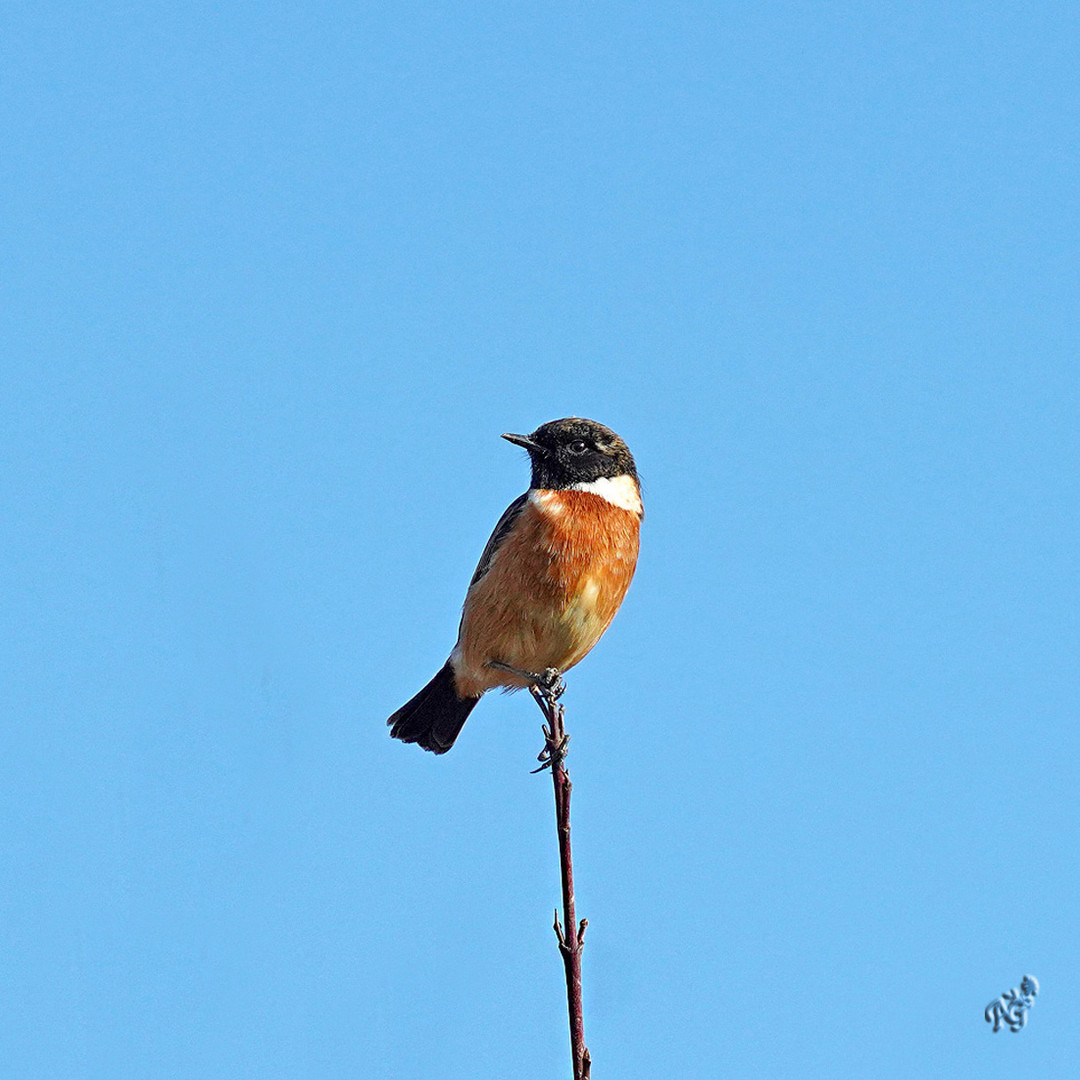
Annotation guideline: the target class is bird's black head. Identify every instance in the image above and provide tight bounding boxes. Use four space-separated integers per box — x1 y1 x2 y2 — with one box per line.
502 417 638 491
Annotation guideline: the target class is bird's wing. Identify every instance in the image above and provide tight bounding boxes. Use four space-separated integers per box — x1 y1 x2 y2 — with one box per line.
468 492 529 587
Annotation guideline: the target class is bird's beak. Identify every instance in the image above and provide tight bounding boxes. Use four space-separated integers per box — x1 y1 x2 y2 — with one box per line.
501 432 547 455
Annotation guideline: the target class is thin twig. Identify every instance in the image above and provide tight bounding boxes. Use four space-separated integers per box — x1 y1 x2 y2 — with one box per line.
531 685 591 1080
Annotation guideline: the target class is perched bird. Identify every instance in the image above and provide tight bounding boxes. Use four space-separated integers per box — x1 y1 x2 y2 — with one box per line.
388 417 643 753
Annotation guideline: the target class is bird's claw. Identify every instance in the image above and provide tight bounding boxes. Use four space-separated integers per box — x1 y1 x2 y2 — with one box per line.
535 667 566 703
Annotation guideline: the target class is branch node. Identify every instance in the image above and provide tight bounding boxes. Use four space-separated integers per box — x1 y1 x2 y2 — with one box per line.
531 714 570 773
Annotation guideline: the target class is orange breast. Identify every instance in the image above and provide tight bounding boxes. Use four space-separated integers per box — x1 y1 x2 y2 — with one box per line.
455 490 641 695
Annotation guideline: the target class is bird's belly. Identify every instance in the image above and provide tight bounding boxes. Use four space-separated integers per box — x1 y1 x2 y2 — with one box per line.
457 576 614 693
505 576 607 671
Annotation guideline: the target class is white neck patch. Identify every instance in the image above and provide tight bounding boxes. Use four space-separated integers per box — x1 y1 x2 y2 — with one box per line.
570 474 643 515
528 489 564 514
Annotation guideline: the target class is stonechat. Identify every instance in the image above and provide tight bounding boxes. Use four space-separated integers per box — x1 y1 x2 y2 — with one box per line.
388 417 642 753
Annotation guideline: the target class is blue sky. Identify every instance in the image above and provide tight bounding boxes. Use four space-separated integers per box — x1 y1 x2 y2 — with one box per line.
2 2 1077 1076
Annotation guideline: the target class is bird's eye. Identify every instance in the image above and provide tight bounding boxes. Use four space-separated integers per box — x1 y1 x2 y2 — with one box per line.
567 440 588 454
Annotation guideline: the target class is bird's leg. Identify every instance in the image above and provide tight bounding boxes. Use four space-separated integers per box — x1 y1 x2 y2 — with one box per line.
486 660 569 770
487 660 566 703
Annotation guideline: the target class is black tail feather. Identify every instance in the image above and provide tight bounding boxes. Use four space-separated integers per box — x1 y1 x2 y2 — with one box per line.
387 662 480 754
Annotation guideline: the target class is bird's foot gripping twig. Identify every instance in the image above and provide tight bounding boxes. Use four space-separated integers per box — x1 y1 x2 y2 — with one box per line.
484 660 568 769
488 660 566 704
533 666 566 704
530 676 568 772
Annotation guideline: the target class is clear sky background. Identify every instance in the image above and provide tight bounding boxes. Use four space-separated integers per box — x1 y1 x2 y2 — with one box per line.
2 3 1077 1077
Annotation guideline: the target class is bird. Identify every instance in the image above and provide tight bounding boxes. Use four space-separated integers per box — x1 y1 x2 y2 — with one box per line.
387 417 642 754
